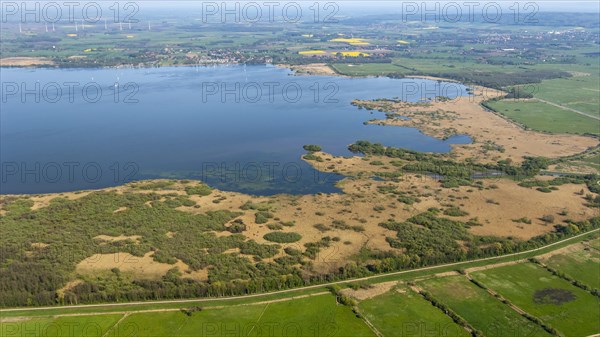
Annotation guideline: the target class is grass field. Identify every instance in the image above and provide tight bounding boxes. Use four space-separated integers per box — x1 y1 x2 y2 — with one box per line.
539 238 600 289
1 315 123 337
331 63 411 76
486 99 600 136
359 285 470 337
471 263 600 337
532 70 600 118
0 294 376 337
419 276 553 337
113 293 375 337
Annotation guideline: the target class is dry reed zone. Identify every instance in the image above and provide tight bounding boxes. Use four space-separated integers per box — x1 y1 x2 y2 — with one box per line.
0 57 54 66
94 235 141 244
303 155 597 238
354 84 599 164
340 281 399 300
76 252 209 281
277 63 342 76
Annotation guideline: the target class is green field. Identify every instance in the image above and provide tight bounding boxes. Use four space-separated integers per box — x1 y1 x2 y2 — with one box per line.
1 315 123 337
539 238 600 289
419 275 552 337
331 63 411 76
1 294 375 337
471 263 600 337
486 99 600 136
359 285 470 337
331 59 517 77
115 293 374 337
532 73 600 118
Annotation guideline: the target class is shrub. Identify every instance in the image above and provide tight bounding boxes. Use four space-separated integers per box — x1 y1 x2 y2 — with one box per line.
303 153 324 162
443 207 469 217
181 199 196 207
303 144 322 152
351 225 365 232
541 215 555 224
397 196 420 205
284 247 302 256
314 224 330 232
263 232 302 243
181 306 203 316
255 211 274 224
227 220 247 233
537 187 553 193
185 184 213 196
267 223 283 230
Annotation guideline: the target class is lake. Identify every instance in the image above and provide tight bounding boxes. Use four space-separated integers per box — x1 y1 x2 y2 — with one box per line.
0 65 471 195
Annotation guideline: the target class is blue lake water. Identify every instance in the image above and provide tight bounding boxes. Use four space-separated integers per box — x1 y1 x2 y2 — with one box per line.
0 65 471 195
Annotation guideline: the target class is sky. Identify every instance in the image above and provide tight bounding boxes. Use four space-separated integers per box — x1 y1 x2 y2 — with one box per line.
135 1 600 13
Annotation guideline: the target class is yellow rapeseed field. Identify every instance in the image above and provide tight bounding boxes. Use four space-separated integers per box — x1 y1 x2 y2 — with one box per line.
330 38 370 46
298 50 326 55
339 51 370 57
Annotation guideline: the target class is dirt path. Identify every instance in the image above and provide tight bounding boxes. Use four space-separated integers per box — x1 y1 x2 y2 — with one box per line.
2 229 597 315
534 98 600 121
356 308 384 337
247 302 270 336
464 259 526 273
102 313 129 337
1 292 332 321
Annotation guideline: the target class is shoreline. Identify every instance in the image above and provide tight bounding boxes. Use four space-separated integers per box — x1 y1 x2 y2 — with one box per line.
0 60 461 87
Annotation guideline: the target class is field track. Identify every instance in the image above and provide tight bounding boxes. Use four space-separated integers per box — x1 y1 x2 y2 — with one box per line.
534 98 600 121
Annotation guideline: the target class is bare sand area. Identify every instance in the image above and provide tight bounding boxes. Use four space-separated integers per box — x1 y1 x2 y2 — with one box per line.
1 57 54 66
